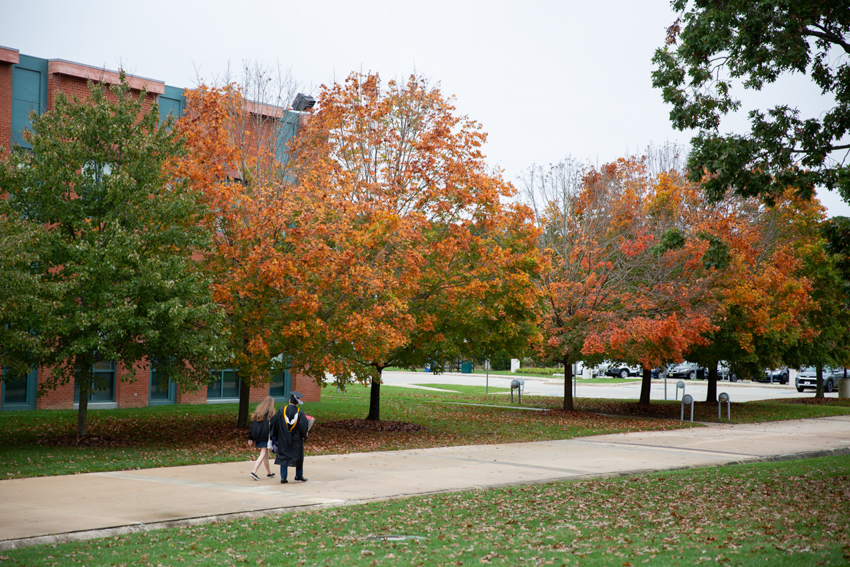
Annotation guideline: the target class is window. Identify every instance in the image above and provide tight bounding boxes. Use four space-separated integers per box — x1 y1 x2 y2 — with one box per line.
269 369 292 399
74 360 116 403
149 364 176 405
1 368 38 410
208 369 240 400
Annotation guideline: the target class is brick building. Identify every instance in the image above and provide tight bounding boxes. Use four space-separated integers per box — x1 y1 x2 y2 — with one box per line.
0 46 320 411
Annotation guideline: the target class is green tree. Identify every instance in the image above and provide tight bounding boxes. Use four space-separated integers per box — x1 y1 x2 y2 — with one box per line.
0 75 223 436
652 0 850 204
783 216 850 397
0 217 61 376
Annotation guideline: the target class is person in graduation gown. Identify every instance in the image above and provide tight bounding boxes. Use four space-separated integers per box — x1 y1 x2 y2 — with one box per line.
272 390 309 483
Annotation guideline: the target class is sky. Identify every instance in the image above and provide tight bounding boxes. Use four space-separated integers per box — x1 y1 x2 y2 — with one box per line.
3 0 848 217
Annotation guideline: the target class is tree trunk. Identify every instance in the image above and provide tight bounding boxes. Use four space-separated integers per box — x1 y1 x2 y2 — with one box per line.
639 367 651 406
562 357 574 411
816 365 824 399
77 393 89 437
237 377 251 428
75 354 92 437
705 360 718 402
366 365 383 421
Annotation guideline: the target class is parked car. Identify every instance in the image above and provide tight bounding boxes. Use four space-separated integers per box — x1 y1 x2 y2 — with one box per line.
605 363 641 378
795 367 843 393
717 362 737 382
754 367 789 384
666 362 706 380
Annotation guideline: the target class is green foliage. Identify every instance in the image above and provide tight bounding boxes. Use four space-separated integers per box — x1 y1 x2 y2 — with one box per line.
488 352 512 371
783 237 850 382
822 215 850 296
0 74 224 435
652 0 850 204
4 456 848 565
651 227 686 255
698 232 732 270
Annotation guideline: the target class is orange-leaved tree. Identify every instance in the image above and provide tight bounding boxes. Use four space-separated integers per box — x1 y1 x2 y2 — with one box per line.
286 72 543 421
175 85 308 427
526 156 722 409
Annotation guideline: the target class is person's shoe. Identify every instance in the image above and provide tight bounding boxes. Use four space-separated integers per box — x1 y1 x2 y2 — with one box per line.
294 476 308 482
266 473 276 478
280 479 288 484
250 472 260 481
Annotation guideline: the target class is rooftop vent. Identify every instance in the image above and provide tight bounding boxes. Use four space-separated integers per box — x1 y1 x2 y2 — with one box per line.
292 93 316 112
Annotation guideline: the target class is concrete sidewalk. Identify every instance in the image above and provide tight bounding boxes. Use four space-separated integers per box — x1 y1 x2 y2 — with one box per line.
2 416 849 550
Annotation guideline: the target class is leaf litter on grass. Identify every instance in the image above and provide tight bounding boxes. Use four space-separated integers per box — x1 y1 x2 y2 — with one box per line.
4 456 847 566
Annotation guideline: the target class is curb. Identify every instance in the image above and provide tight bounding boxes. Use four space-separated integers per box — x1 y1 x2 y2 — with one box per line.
2 445 848 552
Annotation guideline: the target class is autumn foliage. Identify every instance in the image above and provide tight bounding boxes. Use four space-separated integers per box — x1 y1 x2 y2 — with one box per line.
525 149 830 408
526 157 720 408
174 85 308 427
284 72 542 420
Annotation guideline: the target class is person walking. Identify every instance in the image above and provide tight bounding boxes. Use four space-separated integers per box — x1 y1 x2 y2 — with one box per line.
247 396 276 481
272 390 310 483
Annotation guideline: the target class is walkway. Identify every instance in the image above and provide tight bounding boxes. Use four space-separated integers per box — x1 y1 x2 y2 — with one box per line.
1 415 848 550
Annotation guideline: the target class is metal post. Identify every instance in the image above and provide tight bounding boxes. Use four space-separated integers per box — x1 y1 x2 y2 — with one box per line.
681 394 693 422
719 392 730 420
676 380 685 401
485 359 490 395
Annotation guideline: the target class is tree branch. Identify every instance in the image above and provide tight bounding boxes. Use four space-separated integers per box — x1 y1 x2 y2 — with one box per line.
803 25 850 54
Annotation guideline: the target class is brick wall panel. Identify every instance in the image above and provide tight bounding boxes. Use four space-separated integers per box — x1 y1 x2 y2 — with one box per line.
36 366 74 410
291 372 322 403
115 361 150 408
0 63 13 154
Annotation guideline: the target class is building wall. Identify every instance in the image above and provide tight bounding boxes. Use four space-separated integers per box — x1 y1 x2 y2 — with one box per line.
36 367 73 410
292 372 322 403
0 47 17 155
116 362 151 409
175 386 208 405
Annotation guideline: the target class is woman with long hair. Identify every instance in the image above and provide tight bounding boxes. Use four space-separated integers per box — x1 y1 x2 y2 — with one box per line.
247 396 276 481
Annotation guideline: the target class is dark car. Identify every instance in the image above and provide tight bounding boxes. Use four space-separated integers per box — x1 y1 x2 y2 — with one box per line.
666 362 705 380
754 367 789 384
795 367 843 393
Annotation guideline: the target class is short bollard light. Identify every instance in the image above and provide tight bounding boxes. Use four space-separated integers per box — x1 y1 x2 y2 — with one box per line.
718 392 731 420
676 380 685 401
510 378 525 404
681 394 694 422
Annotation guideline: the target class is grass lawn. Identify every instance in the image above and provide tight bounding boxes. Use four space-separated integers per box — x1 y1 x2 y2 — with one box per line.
3 455 847 566
1 385 847 480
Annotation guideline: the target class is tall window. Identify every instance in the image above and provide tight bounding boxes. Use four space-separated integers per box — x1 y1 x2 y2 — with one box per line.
1 368 38 410
149 363 176 405
269 369 292 399
208 369 240 400
74 360 116 402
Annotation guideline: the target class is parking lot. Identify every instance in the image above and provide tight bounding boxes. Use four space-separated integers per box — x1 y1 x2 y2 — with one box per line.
381 370 840 403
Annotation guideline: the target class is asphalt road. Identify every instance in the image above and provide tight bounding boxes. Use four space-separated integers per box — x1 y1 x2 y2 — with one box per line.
380 370 840 403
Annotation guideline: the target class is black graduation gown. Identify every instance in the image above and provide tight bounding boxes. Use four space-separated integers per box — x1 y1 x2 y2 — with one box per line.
272 404 309 467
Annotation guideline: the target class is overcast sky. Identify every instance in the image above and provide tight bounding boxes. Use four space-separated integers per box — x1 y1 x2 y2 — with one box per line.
3 0 848 217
